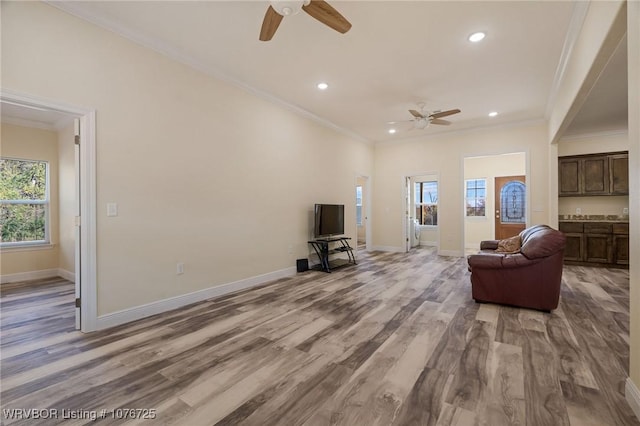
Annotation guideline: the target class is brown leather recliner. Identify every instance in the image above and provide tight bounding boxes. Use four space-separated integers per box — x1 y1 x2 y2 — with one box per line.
467 224 567 311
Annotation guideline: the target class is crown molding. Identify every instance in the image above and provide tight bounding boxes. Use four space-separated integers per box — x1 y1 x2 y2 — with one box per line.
46 1 371 146
376 117 547 146
558 128 628 141
1 116 56 131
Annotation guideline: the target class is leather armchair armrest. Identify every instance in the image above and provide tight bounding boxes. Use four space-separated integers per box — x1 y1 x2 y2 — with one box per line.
468 253 542 269
480 240 499 250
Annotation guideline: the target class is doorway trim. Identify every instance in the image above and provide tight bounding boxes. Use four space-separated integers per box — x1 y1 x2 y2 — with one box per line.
461 150 530 253
355 174 371 253
1 89 98 332
402 171 440 253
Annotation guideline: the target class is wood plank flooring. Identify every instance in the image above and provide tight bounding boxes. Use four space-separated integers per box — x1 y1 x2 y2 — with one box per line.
1 247 638 425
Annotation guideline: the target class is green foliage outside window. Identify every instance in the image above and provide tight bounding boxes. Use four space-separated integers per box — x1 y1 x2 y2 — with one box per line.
0 158 48 244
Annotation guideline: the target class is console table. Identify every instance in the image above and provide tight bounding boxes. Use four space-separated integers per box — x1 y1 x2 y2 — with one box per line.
308 237 356 272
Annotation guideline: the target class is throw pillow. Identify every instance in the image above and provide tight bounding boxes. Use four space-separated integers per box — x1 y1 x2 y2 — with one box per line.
495 235 522 254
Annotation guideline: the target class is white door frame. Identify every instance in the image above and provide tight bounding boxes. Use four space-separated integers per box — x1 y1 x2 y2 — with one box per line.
1 90 98 332
355 174 371 253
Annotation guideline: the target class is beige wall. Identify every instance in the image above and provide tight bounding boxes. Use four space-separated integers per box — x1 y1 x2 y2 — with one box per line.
373 123 550 255
57 123 75 276
463 152 526 248
1 2 373 315
0 123 60 275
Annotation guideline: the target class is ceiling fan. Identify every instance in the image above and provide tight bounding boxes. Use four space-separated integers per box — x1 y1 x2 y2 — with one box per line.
259 0 352 41
390 103 462 130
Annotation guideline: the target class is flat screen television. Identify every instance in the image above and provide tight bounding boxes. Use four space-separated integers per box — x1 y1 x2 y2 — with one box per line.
314 204 345 238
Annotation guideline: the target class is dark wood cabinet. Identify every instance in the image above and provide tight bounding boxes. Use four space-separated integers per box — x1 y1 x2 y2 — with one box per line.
584 233 613 263
613 223 629 265
609 154 629 195
559 221 628 267
558 158 581 196
582 155 609 195
558 152 628 196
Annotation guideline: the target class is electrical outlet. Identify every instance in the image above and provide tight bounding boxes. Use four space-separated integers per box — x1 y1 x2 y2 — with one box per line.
623 207 629 215
176 262 184 275
575 208 581 214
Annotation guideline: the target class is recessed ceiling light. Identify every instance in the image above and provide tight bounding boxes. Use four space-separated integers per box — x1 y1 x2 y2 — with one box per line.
489 111 498 117
317 82 329 90
468 32 486 43
388 128 397 134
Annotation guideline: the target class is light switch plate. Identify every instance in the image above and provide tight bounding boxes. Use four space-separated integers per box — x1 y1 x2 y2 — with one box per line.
623 207 629 214
107 203 118 217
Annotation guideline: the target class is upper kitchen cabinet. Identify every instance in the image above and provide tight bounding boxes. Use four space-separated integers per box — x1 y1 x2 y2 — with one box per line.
558 152 628 196
609 153 629 194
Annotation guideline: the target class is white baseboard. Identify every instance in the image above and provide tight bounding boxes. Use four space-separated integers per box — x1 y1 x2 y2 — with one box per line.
419 241 437 247
626 378 640 421
372 245 405 252
96 266 297 330
57 268 75 283
1 268 60 284
438 249 464 257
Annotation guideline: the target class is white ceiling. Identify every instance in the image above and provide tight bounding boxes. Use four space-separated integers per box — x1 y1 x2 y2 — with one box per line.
2 1 629 141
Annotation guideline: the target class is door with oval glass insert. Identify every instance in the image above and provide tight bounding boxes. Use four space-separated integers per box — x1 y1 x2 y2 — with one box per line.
495 175 526 240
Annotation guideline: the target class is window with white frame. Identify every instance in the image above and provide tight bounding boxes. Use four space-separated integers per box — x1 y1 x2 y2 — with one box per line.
356 185 363 226
0 158 50 246
465 178 486 217
415 181 438 226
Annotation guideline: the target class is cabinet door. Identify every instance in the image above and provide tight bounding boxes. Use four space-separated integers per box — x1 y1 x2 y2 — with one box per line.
613 234 629 265
558 158 581 196
563 233 584 261
582 156 609 195
609 154 629 195
584 234 613 263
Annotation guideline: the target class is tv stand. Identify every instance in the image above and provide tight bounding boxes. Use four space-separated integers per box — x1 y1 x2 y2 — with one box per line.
308 237 356 273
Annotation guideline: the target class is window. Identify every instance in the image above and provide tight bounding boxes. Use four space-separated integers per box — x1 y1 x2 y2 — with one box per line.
0 158 49 246
356 185 363 226
465 179 486 217
415 181 437 226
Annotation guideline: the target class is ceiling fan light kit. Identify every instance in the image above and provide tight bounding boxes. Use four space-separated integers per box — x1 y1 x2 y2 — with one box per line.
259 0 352 41
270 0 309 16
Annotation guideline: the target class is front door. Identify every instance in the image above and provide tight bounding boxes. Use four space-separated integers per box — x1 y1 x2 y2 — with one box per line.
494 175 526 239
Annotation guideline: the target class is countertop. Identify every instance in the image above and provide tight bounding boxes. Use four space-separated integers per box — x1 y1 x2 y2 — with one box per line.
558 215 628 223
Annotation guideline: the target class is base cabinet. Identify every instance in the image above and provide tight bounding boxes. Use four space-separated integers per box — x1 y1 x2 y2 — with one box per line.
584 234 613 264
559 221 628 267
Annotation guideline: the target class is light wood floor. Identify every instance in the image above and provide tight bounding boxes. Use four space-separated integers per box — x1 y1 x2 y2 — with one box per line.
1 247 638 425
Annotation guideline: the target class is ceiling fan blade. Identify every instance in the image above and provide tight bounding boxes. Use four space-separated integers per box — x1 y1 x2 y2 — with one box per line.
259 6 284 41
430 119 451 126
430 109 461 119
409 109 425 119
302 0 352 34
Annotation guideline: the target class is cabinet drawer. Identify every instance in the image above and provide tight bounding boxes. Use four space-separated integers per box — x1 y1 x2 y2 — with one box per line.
584 223 612 234
613 223 629 235
559 222 583 233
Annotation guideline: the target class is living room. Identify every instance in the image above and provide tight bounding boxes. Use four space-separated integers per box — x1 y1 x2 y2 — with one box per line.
1 1 638 424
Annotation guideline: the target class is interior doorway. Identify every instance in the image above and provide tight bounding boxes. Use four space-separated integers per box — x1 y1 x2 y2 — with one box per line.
405 173 439 252
463 152 526 251
1 91 97 332
356 176 369 251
